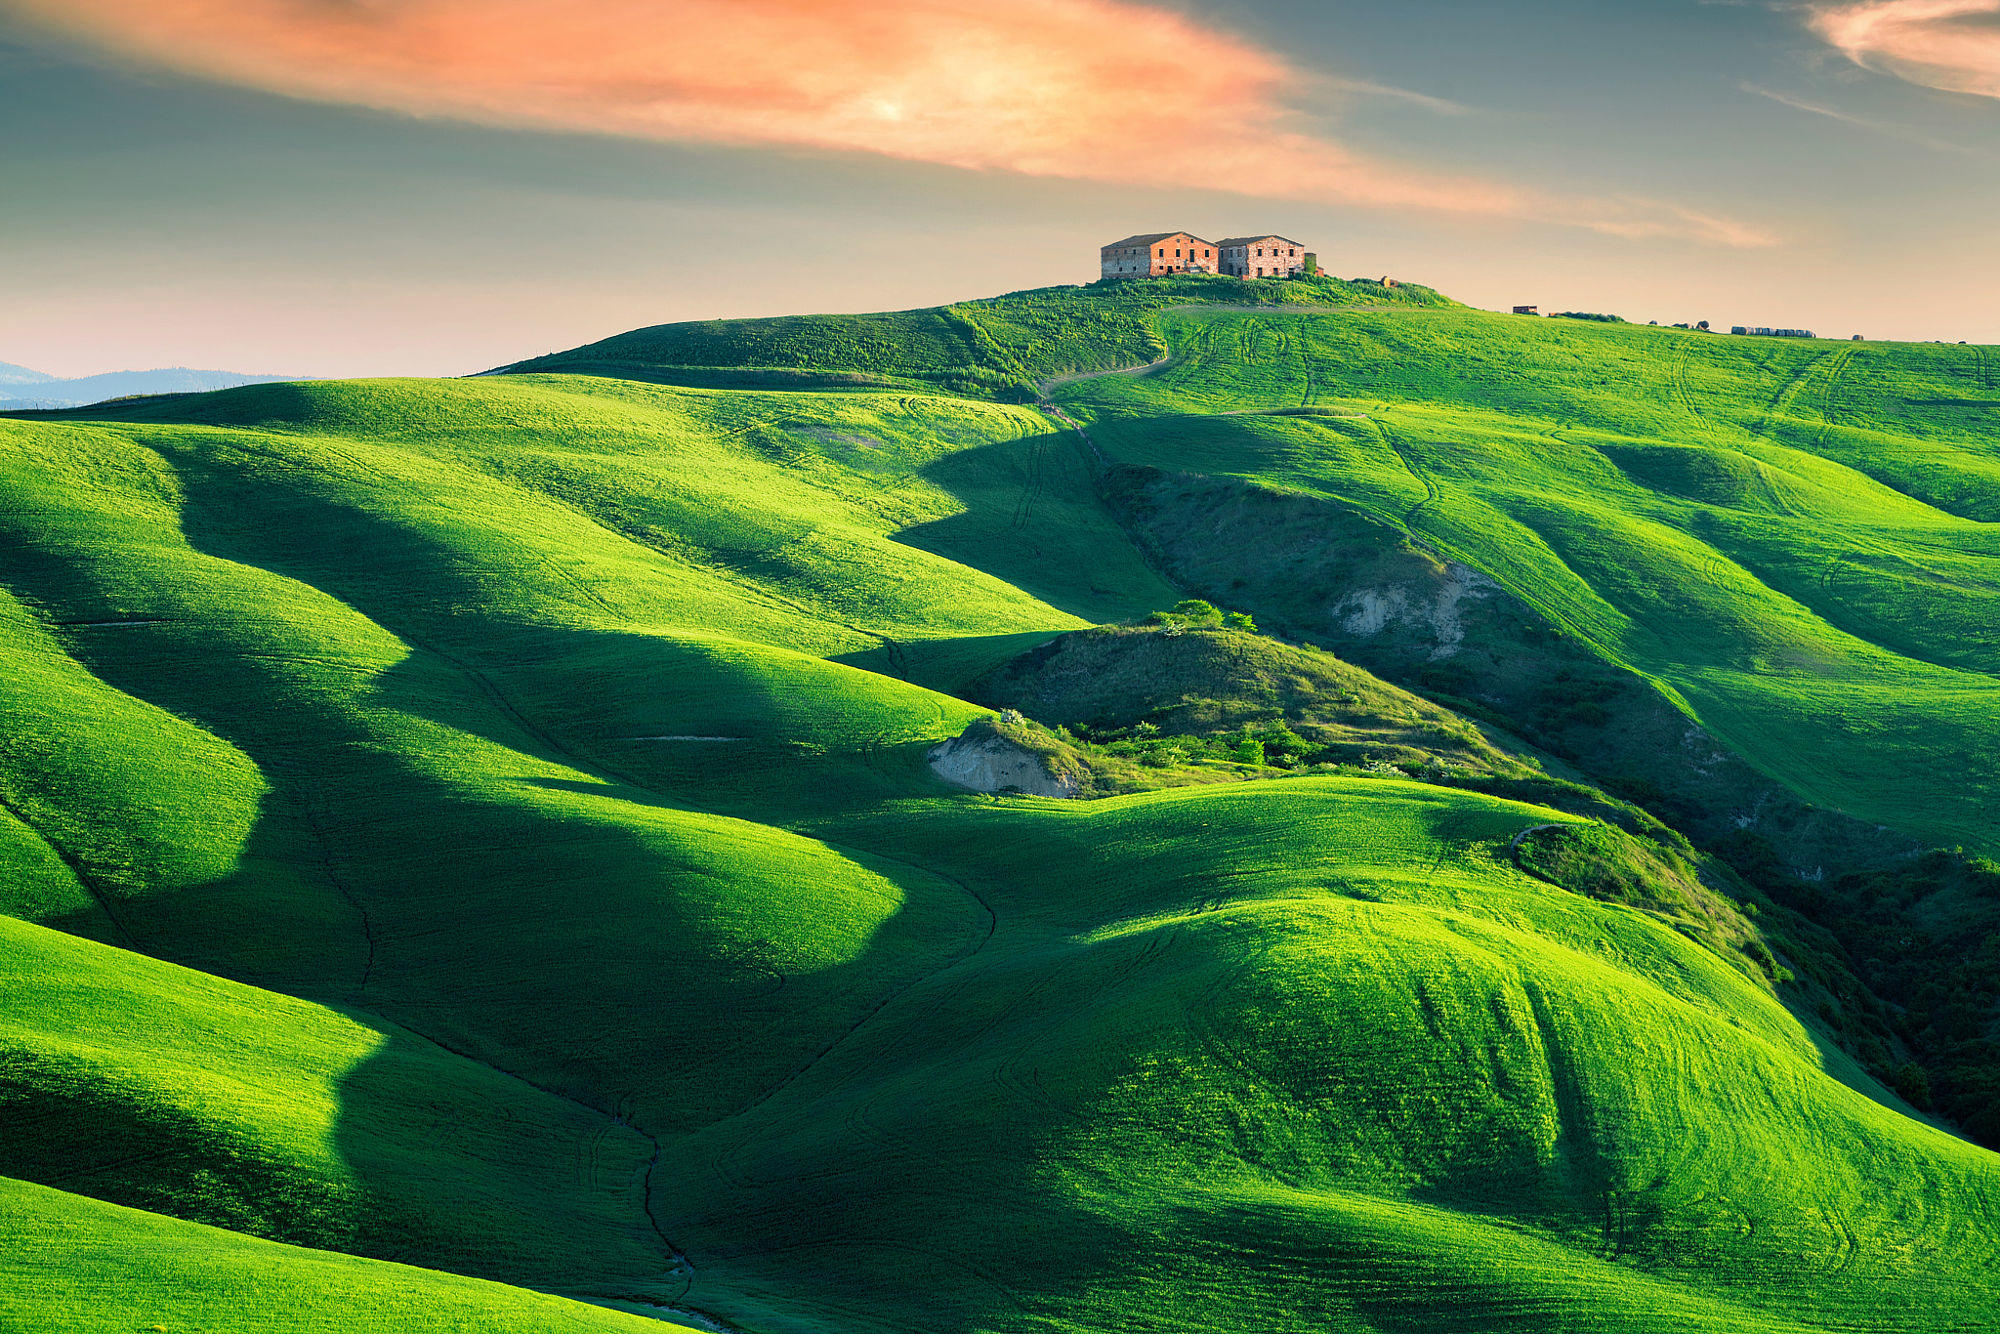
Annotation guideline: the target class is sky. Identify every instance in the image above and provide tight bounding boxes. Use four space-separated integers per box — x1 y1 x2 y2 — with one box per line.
3 0 2000 378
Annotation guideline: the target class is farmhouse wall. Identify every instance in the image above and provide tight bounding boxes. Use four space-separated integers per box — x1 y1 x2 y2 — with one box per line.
1216 236 1305 279
1100 233 1218 279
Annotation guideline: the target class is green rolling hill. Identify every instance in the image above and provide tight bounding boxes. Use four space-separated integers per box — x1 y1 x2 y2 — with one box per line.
0 276 1996 1332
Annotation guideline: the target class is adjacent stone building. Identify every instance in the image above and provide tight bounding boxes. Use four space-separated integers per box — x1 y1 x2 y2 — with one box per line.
1216 236 1307 279
1100 233 1219 278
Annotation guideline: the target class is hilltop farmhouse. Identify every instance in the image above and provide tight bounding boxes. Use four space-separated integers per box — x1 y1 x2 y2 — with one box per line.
1101 233 1217 277
1100 232 1309 280
1216 236 1307 279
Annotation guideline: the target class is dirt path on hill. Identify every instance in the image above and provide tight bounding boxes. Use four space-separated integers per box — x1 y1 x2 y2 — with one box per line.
1038 354 1173 395
1037 400 1108 466
1510 823 1564 851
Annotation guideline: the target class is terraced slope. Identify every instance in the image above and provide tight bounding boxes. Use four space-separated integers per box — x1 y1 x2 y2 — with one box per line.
0 289 1995 1331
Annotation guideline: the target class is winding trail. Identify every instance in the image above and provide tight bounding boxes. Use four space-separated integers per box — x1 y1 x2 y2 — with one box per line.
1037 400 1109 468
1037 353 1173 396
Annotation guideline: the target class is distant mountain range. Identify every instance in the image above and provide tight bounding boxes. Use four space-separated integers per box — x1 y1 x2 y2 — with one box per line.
0 360 290 409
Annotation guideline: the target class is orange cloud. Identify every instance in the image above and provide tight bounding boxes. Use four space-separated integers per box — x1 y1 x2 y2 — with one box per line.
1810 0 2000 98
3 0 1772 245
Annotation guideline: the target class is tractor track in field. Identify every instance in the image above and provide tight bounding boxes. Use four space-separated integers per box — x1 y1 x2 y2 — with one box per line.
1301 339 1319 408
935 917 1189 1143
1008 431 1049 531
1813 345 1858 453
1373 418 1438 529
1669 335 1705 423
531 553 621 619
1518 976 1616 1250
1751 463 1797 518
1819 1203 1861 1279
1748 348 1835 441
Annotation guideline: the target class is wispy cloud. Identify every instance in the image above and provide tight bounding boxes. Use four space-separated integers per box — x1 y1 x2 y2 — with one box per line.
1744 80 1987 153
1806 0 2000 98
1317 75 1474 116
0 0 1773 246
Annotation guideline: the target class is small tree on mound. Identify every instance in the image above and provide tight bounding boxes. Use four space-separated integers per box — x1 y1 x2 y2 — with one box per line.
1147 600 1261 633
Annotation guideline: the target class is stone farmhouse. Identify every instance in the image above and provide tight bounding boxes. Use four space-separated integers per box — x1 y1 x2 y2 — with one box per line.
1216 236 1307 279
1100 232 1218 278
1099 232 1309 281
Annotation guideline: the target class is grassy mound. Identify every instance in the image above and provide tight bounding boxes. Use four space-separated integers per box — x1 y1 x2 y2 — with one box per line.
974 621 1528 780
500 274 1454 401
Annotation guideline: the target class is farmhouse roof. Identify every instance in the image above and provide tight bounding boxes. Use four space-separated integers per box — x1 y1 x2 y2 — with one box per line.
1215 235 1305 247
1102 232 1208 248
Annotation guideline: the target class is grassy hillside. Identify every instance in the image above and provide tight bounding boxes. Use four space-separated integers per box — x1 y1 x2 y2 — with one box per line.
500 274 1454 401
1023 299 2000 1138
0 1176 695 1333
0 914 674 1294
1058 307 2000 852
0 282 1995 1331
974 621 1523 772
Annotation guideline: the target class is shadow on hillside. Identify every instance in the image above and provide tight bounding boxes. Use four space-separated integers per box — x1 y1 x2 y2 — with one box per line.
829 628 1062 695
889 427 1172 627
9 469 1053 1327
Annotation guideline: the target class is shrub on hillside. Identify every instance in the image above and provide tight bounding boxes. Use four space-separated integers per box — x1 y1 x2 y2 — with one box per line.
1148 599 1238 631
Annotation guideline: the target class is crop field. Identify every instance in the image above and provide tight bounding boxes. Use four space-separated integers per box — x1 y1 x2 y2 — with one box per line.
0 280 1996 1331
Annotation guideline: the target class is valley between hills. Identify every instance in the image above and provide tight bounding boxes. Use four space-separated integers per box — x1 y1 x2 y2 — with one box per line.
2 273 1997 1332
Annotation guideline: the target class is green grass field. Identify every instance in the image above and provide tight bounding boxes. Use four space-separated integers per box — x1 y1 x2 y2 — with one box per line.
0 278 1996 1331
1059 305 2000 851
